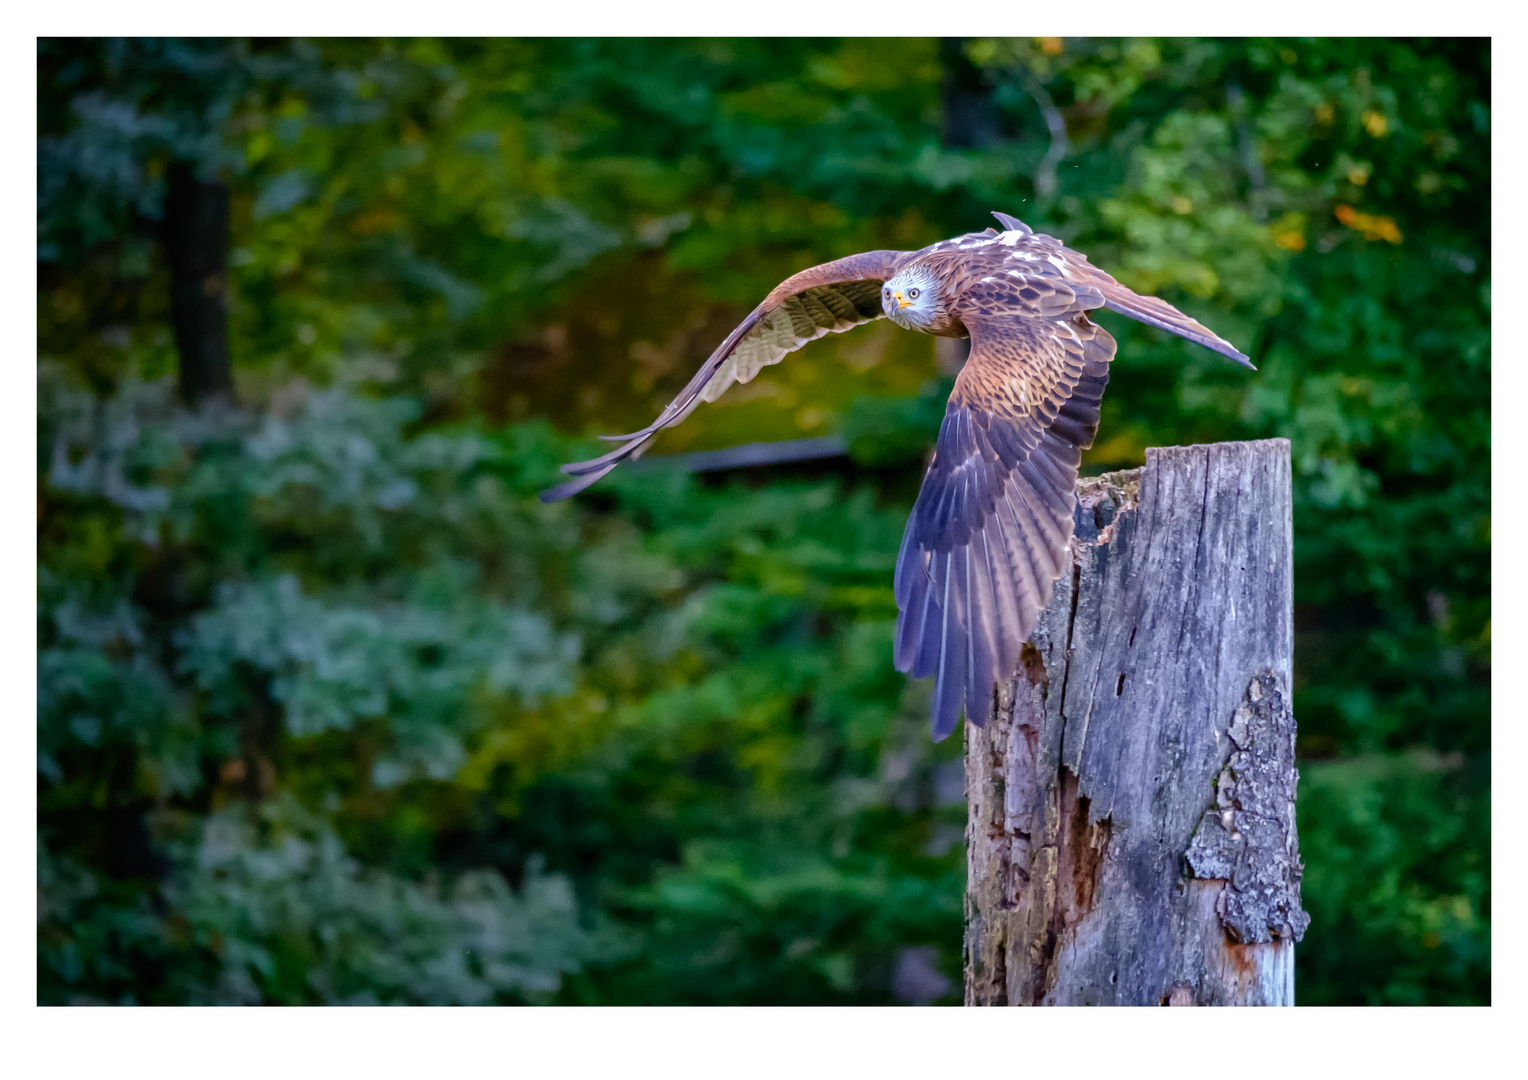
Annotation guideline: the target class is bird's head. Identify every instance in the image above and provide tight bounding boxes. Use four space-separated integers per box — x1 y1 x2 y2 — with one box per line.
882 268 942 331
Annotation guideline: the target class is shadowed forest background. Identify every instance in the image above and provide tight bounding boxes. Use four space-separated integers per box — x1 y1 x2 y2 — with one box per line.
38 38 1488 1005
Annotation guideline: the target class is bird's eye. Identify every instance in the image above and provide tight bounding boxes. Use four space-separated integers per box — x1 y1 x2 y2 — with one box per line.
909 288 920 300
883 288 891 299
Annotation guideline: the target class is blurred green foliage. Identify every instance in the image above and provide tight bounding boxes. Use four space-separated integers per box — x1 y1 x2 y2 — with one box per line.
38 37 1487 1004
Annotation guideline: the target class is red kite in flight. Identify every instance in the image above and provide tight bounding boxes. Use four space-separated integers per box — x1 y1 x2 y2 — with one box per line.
543 213 1252 740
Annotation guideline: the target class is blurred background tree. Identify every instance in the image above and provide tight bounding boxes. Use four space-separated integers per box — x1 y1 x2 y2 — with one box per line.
37 37 1488 1004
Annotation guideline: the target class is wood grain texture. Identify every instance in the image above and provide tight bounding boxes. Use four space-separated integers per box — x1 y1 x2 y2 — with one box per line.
964 439 1307 1007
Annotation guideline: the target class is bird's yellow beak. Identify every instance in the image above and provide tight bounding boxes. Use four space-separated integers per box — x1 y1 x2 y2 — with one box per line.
893 290 912 309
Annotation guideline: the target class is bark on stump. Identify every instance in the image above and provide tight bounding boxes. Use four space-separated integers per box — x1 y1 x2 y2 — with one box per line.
964 439 1309 1007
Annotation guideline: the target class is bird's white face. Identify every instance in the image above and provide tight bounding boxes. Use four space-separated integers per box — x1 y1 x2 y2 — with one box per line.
882 269 942 331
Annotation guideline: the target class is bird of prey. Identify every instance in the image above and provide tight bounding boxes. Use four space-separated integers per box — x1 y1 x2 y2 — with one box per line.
542 212 1252 740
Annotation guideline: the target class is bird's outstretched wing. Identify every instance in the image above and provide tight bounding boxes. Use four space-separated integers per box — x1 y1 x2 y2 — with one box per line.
990 211 1253 369
540 249 910 502
894 270 1116 740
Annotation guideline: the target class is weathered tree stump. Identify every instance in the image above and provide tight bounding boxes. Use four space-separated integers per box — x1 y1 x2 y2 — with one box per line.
964 439 1309 1006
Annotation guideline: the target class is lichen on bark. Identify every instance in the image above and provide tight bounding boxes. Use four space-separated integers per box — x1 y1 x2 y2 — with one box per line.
1186 671 1311 944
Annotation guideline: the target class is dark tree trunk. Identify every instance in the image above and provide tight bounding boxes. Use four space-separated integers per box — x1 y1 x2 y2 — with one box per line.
939 38 1000 151
964 440 1309 1006
164 162 235 406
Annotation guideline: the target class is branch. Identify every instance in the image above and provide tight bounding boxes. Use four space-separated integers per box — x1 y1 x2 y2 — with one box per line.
1016 67 1068 199
632 436 848 474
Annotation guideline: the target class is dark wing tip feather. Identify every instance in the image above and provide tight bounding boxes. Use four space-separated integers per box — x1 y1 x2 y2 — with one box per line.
898 441 1083 742
1098 297 1255 369
540 463 618 503
559 435 650 476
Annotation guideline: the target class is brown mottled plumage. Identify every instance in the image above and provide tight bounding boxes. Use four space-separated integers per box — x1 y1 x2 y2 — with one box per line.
543 212 1252 740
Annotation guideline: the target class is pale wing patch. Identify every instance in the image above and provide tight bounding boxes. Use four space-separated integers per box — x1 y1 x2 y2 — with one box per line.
700 281 882 403
542 248 908 505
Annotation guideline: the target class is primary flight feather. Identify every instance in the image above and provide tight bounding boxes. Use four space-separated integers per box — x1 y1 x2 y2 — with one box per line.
541 212 1253 740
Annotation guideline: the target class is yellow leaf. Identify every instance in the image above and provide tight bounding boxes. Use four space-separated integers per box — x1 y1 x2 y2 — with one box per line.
1271 213 1307 252
1038 37 1063 56
1334 204 1403 244
1273 229 1306 252
1171 196 1193 215
1364 111 1388 137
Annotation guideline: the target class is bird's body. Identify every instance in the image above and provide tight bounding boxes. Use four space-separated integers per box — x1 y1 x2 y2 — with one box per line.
543 213 1252 740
